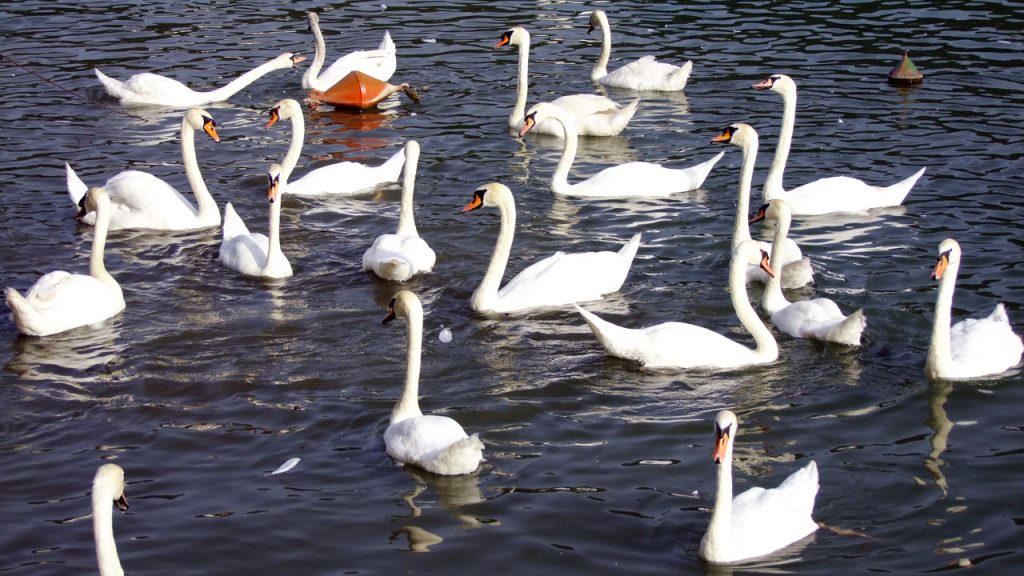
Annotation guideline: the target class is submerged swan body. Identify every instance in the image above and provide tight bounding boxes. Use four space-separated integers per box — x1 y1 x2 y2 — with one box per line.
383 291 484 475
303 11 396 91
587 9 692 91
462 182 640 314
925 238 1023 379
700 410 819 564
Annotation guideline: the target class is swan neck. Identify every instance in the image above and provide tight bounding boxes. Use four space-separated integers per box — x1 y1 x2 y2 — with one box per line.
266 197 283 268
282 113 305 183
731 138 758 248
928 259 958 375
473 195 516 311
552 113 578 194
395 150 419 237
592 16 611 80
180 117 216 220
764 86 795 200
92 487 124 576
392 305 424 424
704 446 734 560
731 249 777 360
89 200 118 290
303 18 327 88
206 57 289 102
511 39 529 128
762 215 792 312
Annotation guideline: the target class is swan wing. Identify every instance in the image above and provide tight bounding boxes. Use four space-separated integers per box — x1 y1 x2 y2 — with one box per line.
729 461 819 559
286 152 404 196
948 303 1023 372
362 234 436 281
772 299 865 345
318 40 397 87
571 152 723 197
96 69 200 105
218 204 271 276
385 415 482 475
601 56 693 91
774 168 926 216
8 273 124 336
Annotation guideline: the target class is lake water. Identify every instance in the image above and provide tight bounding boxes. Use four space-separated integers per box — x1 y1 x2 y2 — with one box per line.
2 1 1023 574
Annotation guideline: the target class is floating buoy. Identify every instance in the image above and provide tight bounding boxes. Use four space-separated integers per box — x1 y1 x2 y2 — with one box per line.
306 70 420 110
888 50 923 85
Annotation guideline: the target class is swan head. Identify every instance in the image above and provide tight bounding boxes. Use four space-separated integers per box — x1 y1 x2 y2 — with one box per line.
76 187 111 221
383 290 423 325
749 198 792 226
587 10 608 34
712 410 738 464
496 26 529 49
461 182 513 213
932 238 961 281
266 98 302 128
711 123 758 150
273 52 307 68
266 164 284 203
734 239 774 278
306 11 319 31
520 101 561 137
94 463 128 512
185 108 220 142
751 73 795 95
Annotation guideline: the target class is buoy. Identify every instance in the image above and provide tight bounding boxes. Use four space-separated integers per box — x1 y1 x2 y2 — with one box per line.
888 50 923 85
306 70 420 110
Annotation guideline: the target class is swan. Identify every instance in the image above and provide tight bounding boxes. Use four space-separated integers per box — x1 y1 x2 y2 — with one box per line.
753 199 866 345
362 141 436 281
65 107 221 231
925 238 1023 379
587 9 693 91
302 11 396 91
699 410 819 564
6 187 126 337
752 74 926 215
218 165 293 279
95 52 305 107
266 98 404 195
575 240 778 370
711 123 813 288
522 102 723 197
496 26 639 138
383 290 484 475
462 182 640 314
92 463 128 576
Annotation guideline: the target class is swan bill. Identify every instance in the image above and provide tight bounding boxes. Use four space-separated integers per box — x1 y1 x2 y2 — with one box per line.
711 125 737 143
266 173 280 203
751 75 781 90
383 296 398 324
713 423 732 464
749 202 770 224
462 189 485 213
266 106 282 129
290 54 306 65
759 249 775 278
495 30 513 48
932 250 951 281
115 493 128 512
519 112 538 137
201 116 220 142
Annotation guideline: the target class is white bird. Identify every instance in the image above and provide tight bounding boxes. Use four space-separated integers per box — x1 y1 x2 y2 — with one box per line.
6 187 125 337
926 238 1023 380
266 98 404 196
218 165 293 279
700 410 820 564
753 199 866 345
92 463 128 576
496 26 639 138
462 182 640 314
362 141 436 281
575 240 778 370
65 107 221 231
522 102 723 197
383 291 484 475
302 11 397 91
587 9 692 91
752 74 925 215
95 52 305 107
712 123 813 288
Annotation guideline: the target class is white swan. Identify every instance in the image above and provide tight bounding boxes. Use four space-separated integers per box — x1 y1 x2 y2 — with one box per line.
575 240 778 370
95 52 305 107
302 11 396 91
267 98 404 195
218 165 293 279
496 26 639 138
6 187 126 337
925 238 1023 379
752 74 925 215
383 290 484 475
362 141 436 281
712 123 813 288
754 199 866 345
587 9 693 91
92 463 128 576
66 107 221 231
462 182 640 314
522 102 723 197
700 410 819 564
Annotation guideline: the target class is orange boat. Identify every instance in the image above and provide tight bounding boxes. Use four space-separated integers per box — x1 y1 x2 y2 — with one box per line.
306 70 419 110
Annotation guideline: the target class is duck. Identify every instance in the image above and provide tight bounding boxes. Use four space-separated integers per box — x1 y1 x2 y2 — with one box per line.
496 26 639 138
711 123 813 288
699 410 819 564
383 290 484 475
6 187 126 336
752 74 925 215
575 240 778 370
462 182 640 314
266 98 404 195
586 9 692 91
65 107 221 231
302 11 396 91
925 238 1023 379
92 463 129 576
752 199 866 345
362 141 436 281
522 102 723 197
95 52 305 107
218 165 293 279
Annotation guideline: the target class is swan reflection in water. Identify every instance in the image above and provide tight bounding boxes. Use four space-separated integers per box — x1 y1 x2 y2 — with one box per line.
925 379 954 497
6 321 125 385
390 466 494 552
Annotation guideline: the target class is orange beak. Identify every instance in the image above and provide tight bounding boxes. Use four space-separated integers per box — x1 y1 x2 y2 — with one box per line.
203 119 220 142
712 430 730 464
932 252 949 281
759 249 775 278
751 77 774 90
519 114 537 138
749 204 768 225
495 34 511 48
267 179 280 203
711 126 734 143
462 194 483 213
266 108 281 129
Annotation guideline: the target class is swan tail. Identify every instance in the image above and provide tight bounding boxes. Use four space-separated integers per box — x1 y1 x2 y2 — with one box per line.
669 60 693 89
880 166 926 205
380 147 407 182
990 303 1010 324
575 304 643 361
94 68 125 99
5 288 43 336
374 258 414 282
379 30 396 52
617 232 642 266
778 460 820 518
825 308 867 346
429 434 484 475
221 202 249 241
65 162 89 208
687 151 726 189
